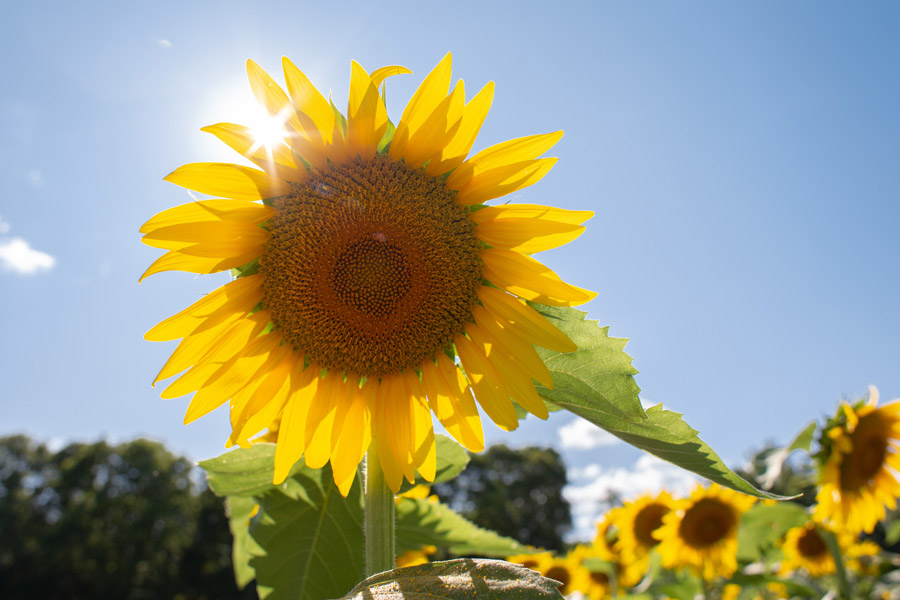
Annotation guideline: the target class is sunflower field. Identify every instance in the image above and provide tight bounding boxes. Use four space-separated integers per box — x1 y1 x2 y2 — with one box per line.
139 54 900 600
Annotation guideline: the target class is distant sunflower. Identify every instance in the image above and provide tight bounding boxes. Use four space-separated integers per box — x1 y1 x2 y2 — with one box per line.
591 509 641 589
613 490 674 582
814 386 900 534
779 522 834 577
540 554 585 596
141 54 594 495
507 551 553 573
655 484 756 580
569 545 615 600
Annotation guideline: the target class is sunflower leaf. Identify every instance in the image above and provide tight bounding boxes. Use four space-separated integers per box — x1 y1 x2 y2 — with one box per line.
249 464 366 600
200 443 306 497
225 495 261 589
336 559 564 600
397 434 470 494
396 497 532 556
736 502 809 562
531 304 784 499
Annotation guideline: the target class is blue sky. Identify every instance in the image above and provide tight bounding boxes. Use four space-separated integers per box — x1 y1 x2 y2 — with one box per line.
2 1 898 539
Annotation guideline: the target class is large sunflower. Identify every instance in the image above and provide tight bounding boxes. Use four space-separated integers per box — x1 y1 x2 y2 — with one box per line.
141 54 594 495
655 484 756 580
814 386 900 534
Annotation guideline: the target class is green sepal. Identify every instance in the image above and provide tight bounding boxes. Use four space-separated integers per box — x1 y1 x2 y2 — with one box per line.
230 258 259 279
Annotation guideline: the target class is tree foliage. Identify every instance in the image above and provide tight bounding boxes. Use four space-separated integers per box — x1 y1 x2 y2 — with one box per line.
0 435 254 600
433 444 571 551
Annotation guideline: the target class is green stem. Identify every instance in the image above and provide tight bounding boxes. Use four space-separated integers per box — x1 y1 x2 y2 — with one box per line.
364 443 395 576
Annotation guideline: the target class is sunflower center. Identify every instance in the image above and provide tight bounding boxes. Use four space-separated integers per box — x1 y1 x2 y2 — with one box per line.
840 414 889 490
797 527 827 559
544 566 571 592
634 503 669 548
589 571 610 586
260 156 483 377
678 498 735 548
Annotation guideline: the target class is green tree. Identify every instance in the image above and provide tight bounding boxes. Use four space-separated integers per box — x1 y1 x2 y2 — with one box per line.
433 444 571 551
0 435 255 599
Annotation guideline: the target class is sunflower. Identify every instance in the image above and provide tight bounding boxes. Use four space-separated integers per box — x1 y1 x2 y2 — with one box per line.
569 545 615 600
778 521 835 577
507 551 553 573
655 484 756 580
814 386 900 534
141 54 594 495
540 554 586 596
590 509 642 589
612 490 674 582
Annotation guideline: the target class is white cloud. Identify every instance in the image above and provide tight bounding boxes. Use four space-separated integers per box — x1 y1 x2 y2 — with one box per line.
0 237 56 275
564 455 700 541
558 417 621 449
158 39 172 49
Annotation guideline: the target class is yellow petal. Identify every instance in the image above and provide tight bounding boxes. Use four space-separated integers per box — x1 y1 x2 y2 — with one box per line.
476 218 585 253
371 65 413 89
330 380 374 495
477 286 576 352
447 130 564 189
374 390 404 493
409 372 437 482
346 61 388 160
454 158 557 205
139 248 259 281
380 374 415 483
471 305 553 389
470 204 593 226
161 312 269 398
282 57 336 147
140 199 274 235
226 352 294 443
273 367 318 485
420 354 484 452
390 53 452 161
164 162 288 201
466 324 548 420
146 275 262 341
200 123 305 182
304 371 345 470
246 59 304 133
153 314 243 384
142 221 269 251
454 334 519 432
481 248 596 306
426 81 494 177
403 80 465 169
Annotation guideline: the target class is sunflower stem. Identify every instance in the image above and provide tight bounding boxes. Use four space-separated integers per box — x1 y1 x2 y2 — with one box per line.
364 444 395 577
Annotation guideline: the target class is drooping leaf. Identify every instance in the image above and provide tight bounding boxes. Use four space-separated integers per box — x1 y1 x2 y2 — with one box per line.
396 497 532 557
759 421 817 490
250 464 365 600
200 443 303 497
532 304 782 499
336 559 564 600
736 502 809 562
398 434 470 494
225 495 260 589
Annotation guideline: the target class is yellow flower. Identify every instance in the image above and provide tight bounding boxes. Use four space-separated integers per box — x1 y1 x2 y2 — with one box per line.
569 545 614 600
507 551 553 573
395 545 436 568
655 484 756 580
721 583 741 600
540 553 586 596
590 510 641 589
612 490 674 582
814 386 900 534
778 521 835 577
141 54 594 495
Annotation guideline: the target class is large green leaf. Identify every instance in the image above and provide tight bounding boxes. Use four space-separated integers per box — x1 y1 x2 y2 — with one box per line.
397 435 470 493
225 495 261 589
396 497 532 557
736 502 809 562
532 304 781 499
200 443 304 497
250 464 366 600
336 559 564 600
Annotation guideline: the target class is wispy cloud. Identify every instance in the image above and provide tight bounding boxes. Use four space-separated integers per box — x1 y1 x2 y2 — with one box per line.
0 215 10 235
564 455 700 541
0 237 56 275
558 417 621 449
158 39 172 49
27 168 43 187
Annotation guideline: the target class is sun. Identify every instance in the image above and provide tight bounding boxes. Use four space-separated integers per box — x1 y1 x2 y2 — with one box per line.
140 53 594 496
